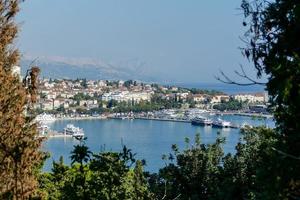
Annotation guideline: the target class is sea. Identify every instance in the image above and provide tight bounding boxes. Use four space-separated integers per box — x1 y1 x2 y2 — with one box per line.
43 115 274 173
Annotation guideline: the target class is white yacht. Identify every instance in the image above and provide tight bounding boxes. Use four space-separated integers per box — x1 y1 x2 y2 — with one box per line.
213 118 232 128
64 124 84 137
37 123 49 135
191 117 213 126
36 113 56 123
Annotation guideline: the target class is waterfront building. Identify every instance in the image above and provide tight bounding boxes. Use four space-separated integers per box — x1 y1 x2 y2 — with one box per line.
233 93 267 103
101 91 152 103
192 94 208 103
210 95 230 103
176 92 190 102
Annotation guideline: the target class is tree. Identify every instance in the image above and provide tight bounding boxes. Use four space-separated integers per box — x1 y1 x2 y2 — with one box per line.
213 99 244 111
240 0 300 198
217 127 277 199
69 138 91 199
150 134 225 200
0 1 43 199
131 160 152 200
37 156 69 200
80 78 88 89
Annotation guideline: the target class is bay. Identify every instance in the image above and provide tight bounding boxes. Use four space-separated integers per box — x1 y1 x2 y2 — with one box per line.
43 115 274 172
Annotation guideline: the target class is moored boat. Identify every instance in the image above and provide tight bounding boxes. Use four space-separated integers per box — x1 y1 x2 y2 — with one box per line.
37 123 49 135
212 118 231 128
191 117 213 126
64 124 85 138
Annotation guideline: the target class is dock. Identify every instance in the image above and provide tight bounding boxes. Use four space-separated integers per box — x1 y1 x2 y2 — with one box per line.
110 116 191 123
39 130 73 138
111 116 239 129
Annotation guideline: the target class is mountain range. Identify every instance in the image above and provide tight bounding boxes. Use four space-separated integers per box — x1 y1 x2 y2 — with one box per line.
20 56 163 82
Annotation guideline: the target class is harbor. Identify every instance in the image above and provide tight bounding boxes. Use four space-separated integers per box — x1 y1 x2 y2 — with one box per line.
42 114 275 172
37 114 86 138
111 116 240 129
107 108 268 129
36 108 272 137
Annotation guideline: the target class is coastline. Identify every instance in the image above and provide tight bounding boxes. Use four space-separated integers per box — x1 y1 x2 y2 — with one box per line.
41 112 274 138
53 112 273 122
212 112 273 119
55 116 108 121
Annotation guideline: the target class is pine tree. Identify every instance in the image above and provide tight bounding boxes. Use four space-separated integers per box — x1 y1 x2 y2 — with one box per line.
0 1 43 199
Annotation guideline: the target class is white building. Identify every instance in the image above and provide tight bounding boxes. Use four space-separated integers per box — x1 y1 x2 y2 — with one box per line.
192 94 208 103
234 93 267 103
101 91 152 103
210 95 230 104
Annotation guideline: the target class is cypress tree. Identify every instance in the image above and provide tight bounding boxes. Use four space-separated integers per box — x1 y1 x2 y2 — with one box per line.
0 0 43 199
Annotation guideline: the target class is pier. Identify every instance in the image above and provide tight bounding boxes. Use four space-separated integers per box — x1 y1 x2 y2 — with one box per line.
110 116 239 129
39 130 73 138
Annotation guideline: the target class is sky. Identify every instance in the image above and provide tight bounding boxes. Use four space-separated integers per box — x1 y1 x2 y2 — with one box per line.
16 0 258 83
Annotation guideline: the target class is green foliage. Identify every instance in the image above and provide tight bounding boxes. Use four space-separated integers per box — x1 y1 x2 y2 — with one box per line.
105 94 184 113
213 99 244 111
124 80 133 88
150 134 225 200
189 88 224 96
72 93 95 102
218 127 278 199
148 128 279 200
80 78 88 88
242 0 300 197
39 144 152 200
107 99 118 108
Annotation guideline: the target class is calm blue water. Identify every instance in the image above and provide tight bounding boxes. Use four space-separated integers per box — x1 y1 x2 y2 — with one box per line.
43 116 274 172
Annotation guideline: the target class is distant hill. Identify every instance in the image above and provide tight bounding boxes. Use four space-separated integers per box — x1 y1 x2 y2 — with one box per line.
20 56 160 82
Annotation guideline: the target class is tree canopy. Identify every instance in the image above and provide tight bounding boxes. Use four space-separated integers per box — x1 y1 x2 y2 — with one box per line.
241 0 300 197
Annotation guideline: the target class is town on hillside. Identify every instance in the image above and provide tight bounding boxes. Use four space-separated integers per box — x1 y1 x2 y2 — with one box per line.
35 78 270 119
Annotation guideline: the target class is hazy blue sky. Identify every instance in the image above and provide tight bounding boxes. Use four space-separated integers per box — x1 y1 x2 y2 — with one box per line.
17 0 257 83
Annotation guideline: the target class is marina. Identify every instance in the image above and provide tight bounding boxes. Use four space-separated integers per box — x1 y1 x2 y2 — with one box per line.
38 108 271 137
39 123 85 139
109 109 249 129
42 115 274 172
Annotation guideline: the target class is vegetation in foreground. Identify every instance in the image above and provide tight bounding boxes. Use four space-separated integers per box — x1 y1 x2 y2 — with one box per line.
35 127 276 200
0 0 300 199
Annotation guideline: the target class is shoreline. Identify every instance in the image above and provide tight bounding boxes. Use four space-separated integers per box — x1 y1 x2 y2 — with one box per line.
53 112 273 122
41 112 273 138
55 116 108 121
213 112 273 118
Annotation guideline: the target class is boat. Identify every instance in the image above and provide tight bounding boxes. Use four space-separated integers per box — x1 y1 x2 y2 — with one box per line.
122 116 134 120
64 124 85 138
212 118 232 128
191 117 213 126
37 123 49 135
36 113 56 123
